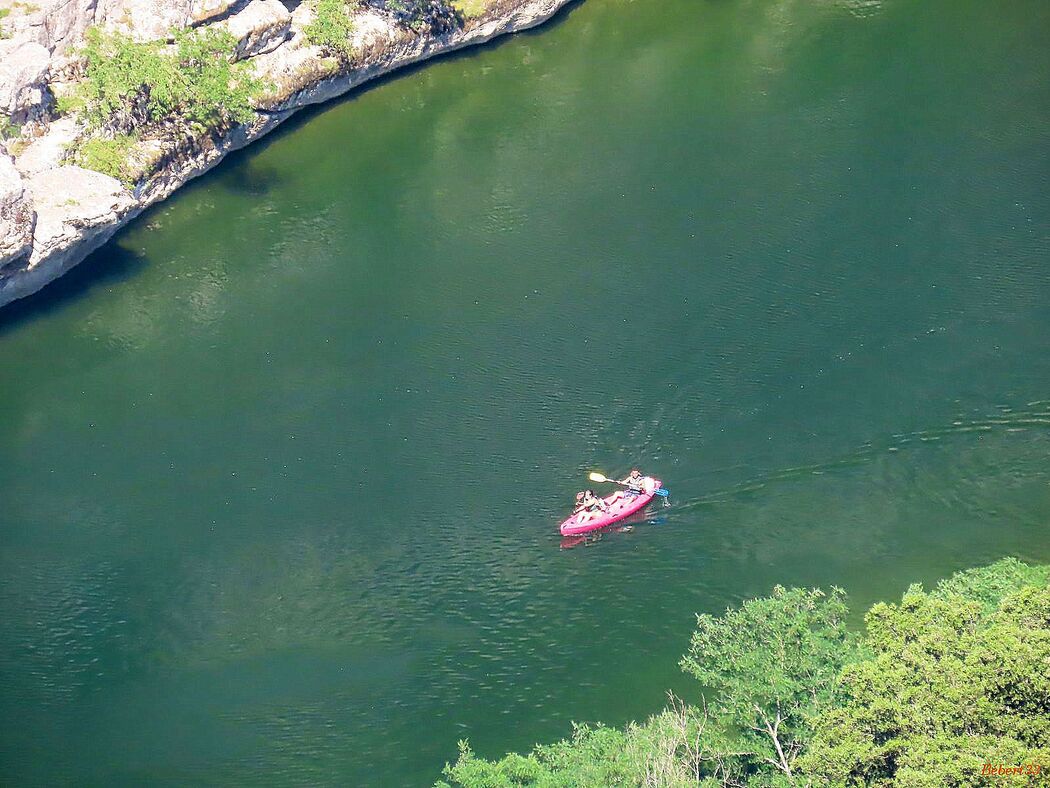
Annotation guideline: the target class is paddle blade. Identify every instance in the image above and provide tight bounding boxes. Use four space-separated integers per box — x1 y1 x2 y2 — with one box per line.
655 488 669 497
588 472 609 483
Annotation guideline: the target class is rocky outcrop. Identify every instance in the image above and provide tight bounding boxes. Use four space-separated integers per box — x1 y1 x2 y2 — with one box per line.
40 0 99 51
94 0 190 41
0 0 574 308
0 41 52 124
0 165 134 302
26 166 135 263
190 0 244 25
0 152 34 271
220 0 291 61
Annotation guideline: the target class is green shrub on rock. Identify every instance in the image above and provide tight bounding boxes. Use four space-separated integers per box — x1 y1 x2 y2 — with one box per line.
73 134 137 185
371 0 460 33
304 0 356 60
77 26 260 136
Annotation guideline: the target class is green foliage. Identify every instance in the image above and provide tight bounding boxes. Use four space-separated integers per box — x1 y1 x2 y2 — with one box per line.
800 564 1050 787
439 559 1049 788
681 586 857 779
441 702 742 788
376 0 459 33
54 93 85 117
451 0 488 19
73 134 137 185
931 556 1049 613
0 120 21 141
76 26 260 136
304 0 355 60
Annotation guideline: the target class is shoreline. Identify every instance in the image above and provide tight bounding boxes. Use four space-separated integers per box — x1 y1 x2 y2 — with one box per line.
0 0 574 309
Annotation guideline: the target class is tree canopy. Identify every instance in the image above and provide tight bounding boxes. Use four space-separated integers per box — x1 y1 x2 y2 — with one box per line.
439 559 1050 788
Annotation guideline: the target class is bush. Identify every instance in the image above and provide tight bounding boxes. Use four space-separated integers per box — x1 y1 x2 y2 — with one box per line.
76 26 261 136
73 134 137 185
370 0 460 33
304 0 356 60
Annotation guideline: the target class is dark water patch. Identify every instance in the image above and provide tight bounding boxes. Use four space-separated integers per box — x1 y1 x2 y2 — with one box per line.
0 244 148 339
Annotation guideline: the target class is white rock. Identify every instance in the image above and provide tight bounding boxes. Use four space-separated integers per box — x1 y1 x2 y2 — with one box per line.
12 116 82 178
95 0 191 41
0 152 35 270
37 0 100 52
190 0 243 25
218 0 291 61
26 165 133 266
0 40 51 124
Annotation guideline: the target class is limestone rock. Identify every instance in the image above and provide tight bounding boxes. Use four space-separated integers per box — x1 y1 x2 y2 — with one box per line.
0 40 52 124
95 0 251 40
218 0 291 61
0 0 574 308
0 152 34 271
0 0 97 54
38 0 100 52
95 0 190 41
13 116 82 178
190 0 243 25
26 165 133 267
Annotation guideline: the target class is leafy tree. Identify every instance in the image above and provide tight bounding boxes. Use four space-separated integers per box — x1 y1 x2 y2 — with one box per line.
437 560 1048 788
800 567 1050 787
680 586 856 782
440 699 744 788
930 556 1049 613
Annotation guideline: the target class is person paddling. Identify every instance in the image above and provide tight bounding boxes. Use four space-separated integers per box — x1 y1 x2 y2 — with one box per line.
573 489 608 515
618 469 646 496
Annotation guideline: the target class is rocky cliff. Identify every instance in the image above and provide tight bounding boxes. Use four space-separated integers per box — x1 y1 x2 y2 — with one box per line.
0 0 571 307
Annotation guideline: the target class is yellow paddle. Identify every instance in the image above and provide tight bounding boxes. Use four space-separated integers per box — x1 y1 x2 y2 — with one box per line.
588 471 669 496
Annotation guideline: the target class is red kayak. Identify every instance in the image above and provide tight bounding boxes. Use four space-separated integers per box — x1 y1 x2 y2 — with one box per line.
559 477 662 536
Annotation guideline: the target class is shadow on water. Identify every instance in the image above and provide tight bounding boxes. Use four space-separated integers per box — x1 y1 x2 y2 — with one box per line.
211 0 588 164
214 159 285 198
0 244 149 338
0 0 586 327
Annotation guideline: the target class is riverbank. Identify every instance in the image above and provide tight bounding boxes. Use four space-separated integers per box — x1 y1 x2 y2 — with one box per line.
0 0 572 308
440 559 1050 787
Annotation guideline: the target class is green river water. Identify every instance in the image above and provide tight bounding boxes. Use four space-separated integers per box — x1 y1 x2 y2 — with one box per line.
2 0 1049 783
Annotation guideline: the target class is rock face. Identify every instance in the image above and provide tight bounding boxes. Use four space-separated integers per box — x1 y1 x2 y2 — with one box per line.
0 41 52 124
94 0 192 41
0 0 575 308
0 165 135 303
221 0 291 61
189 0 244 25
26 166 135 265
0 153 34 271
38 0 100 52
